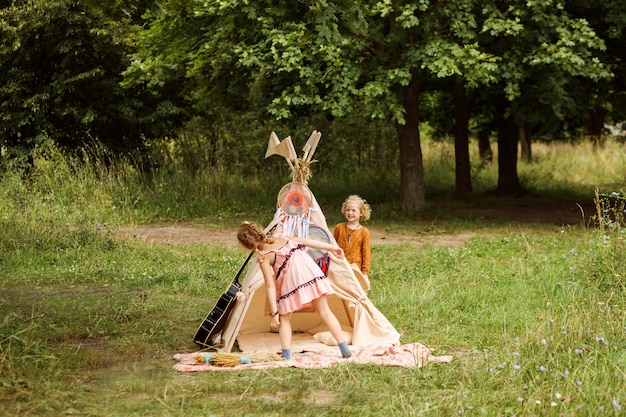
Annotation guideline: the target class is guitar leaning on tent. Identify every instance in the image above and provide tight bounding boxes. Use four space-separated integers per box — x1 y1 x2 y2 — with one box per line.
193 252 254 347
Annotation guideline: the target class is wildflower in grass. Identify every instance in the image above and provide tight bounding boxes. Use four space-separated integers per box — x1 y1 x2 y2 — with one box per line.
577 380 582 386
513 364 521 370
539 365 547 372
513 351 520 356
551 402 557 407
541 339 547 345
535 400 541 405
562 370 569 377
574 348 583 354
595 336 608 345
612 399 621 411
517 397 524 403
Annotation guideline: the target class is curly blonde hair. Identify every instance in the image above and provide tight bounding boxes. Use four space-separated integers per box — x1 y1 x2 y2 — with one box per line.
341 195 371 222
237 222 274 250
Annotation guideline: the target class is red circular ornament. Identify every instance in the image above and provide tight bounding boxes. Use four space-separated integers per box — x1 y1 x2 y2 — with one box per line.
284 191 305 215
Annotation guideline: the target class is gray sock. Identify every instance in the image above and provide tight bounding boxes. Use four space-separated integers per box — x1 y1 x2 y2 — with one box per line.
338 341 351 358
281 349 291 360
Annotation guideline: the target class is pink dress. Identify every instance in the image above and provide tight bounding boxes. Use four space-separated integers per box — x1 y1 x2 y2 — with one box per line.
261 240 335 314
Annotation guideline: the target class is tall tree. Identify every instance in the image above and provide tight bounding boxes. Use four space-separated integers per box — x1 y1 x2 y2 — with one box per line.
478 0 610 194
124 0 611 210
124 1 501 213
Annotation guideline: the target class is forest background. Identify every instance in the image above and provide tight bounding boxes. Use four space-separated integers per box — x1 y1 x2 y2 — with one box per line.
1 0 625 212
1 1 626 416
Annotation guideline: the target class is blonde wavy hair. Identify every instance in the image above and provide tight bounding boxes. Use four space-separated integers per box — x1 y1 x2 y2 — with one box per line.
341 195 371 222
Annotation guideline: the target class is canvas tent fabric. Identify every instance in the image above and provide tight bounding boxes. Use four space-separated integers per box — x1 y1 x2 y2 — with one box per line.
217 182 401 353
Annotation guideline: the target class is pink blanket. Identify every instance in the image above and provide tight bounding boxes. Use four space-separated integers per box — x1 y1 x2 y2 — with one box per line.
173 343 452 371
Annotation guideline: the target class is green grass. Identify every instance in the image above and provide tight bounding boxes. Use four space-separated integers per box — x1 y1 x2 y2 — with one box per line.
2 221 624 416
1 138 625 416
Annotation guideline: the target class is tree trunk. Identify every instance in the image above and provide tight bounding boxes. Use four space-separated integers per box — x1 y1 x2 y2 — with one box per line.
395 71 425 214
452 77 472 200
587 106 607 148
519 124 532 163
478 129 493 162
496 99 522 195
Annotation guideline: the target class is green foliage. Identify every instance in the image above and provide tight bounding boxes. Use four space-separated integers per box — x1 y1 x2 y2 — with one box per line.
0 0 163 156
584 189 625 289
124 0 613 125
0 143 128 254
568 0 626 121
83 0 155 24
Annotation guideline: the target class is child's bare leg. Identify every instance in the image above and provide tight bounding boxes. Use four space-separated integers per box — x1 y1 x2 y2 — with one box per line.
312 297 352 358
278 312 293 359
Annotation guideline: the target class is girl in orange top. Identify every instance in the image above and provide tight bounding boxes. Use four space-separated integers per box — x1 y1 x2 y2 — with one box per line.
333 195 371 278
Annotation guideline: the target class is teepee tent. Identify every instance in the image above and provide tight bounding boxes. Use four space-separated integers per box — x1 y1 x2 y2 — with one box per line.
204 131 400 353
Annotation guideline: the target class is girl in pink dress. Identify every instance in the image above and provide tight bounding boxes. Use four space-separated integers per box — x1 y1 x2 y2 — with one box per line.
237 222 352 359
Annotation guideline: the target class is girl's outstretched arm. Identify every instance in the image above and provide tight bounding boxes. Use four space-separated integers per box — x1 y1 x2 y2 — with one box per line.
289 237 344 259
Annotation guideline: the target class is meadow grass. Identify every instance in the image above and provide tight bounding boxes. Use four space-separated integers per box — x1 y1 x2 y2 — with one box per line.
1 138 625 416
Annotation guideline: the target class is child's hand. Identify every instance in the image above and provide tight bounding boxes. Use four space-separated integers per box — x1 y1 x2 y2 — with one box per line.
271 315 280 331
331 247 344 259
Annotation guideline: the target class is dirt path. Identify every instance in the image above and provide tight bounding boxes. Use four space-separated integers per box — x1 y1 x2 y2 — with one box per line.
114 197 593 248
114 223 479 248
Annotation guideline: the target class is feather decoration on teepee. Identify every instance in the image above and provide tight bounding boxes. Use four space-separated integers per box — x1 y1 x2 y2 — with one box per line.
265 132 297 172
264 130 322 185
302 130 321 163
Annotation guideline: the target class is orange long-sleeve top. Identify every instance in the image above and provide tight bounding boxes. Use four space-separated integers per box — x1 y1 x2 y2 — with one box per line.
333 223 371 275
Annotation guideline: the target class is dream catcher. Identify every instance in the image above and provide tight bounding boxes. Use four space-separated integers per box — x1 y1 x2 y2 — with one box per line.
276 182 312 237
280 185 311 216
